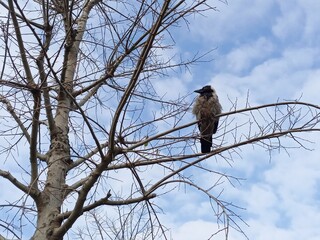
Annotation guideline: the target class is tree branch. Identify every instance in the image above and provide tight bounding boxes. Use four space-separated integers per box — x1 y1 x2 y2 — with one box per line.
145 126 320 196
8 0 35 88
0 170 39 198
0 1 44 29
29 91 41 190
57 191 156 221
0 95 31 142
108 0 172 154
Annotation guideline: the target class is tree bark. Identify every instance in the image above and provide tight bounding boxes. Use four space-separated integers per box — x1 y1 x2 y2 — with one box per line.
32 1 98 239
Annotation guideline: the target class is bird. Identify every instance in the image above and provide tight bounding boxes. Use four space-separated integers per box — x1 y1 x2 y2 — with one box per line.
192 85 222 153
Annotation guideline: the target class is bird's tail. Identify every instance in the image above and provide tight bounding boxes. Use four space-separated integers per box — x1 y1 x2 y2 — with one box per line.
200 135 212 153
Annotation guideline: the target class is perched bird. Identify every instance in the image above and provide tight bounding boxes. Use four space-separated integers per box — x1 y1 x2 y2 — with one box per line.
192 85 222 153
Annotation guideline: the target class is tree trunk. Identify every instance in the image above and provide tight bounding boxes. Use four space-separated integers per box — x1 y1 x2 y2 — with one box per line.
32 99 71 240
31 1 97 238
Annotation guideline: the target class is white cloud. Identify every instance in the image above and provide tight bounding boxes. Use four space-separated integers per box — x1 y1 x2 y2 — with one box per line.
292 0 320 45
169 220 231 240
153 75 189 100
210 46 320 108
189 0 276 44
296 69 320 102
218 37 274 74
272 3 305 42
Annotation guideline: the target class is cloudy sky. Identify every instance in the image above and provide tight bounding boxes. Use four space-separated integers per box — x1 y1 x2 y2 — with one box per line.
1 1 320 240
156 1 320 239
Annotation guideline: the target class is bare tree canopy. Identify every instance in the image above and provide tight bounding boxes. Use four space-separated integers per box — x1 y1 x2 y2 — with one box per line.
0 1 320 239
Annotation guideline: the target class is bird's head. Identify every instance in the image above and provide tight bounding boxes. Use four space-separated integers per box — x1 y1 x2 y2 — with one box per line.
194 85 214 95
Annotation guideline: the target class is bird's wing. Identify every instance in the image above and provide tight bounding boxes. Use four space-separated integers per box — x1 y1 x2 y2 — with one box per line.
197 121 202 130
212 117 219 134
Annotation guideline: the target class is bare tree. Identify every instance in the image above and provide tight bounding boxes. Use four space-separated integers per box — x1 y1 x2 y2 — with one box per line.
0 1 319 240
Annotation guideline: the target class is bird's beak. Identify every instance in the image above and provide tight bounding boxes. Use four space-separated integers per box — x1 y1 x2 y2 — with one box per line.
194 88 203 94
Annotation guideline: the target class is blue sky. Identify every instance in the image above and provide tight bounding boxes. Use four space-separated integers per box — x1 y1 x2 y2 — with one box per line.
1 1 320 239
155 1 320 239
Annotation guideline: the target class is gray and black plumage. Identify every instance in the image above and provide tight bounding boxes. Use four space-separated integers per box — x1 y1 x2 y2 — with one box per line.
193 85 222 153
